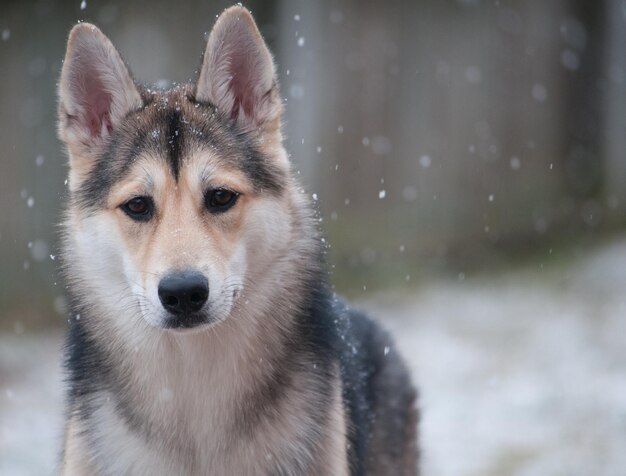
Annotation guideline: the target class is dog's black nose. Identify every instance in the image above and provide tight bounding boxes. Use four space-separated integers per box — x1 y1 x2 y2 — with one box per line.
158 272 209 315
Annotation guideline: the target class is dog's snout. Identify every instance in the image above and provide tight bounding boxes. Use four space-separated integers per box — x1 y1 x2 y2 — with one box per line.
158 272 209 315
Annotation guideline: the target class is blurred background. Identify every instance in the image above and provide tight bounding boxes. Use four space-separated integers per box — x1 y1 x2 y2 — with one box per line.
1 0 626 475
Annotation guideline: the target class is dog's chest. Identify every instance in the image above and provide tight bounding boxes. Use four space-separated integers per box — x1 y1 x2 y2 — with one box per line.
90 392 247 475
88 351 334 476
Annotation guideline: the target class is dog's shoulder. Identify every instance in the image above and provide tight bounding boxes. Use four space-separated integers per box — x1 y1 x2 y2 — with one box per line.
307 295 418 474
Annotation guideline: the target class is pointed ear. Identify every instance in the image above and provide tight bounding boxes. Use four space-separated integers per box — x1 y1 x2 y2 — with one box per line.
58 23 142 152
195 7 282 131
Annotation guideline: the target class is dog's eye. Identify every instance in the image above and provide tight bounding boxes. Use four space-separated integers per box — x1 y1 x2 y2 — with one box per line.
206 189 239 213
122 197 153 221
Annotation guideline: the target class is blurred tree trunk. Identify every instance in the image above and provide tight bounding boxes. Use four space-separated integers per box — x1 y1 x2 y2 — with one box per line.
603 0 626 224
558 0 607 229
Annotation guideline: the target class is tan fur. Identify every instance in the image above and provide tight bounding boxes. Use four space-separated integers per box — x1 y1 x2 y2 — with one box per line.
312 375 351 476
61 415 98 475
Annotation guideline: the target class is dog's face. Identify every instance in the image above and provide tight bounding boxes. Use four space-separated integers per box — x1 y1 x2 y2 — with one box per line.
58 8 294 331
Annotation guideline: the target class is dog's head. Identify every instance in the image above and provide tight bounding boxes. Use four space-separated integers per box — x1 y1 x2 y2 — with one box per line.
58 8 302 331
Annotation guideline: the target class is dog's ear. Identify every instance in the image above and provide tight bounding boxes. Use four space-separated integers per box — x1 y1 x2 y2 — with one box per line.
58 23 142 154
195 6 282 132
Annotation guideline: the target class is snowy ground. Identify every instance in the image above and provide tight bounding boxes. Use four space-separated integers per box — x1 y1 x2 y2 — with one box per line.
2 237 626 476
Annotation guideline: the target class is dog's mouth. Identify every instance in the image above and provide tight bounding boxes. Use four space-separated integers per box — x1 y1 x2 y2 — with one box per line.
161 312 215 331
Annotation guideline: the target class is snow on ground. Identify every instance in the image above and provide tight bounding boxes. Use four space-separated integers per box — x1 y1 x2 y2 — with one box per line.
2 237 626 475
0 331 64 476
367 237 626 476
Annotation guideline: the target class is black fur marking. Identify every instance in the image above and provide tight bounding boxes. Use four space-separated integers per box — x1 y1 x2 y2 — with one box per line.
164 109 183 180
75 119 155 212
74 135 120 211
321 300 374 476
63 303 115 424
190 103 286 195
65 317 104 404
335 303 418 476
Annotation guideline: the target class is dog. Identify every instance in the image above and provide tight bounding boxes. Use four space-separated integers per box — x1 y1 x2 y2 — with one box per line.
57 6 418 475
